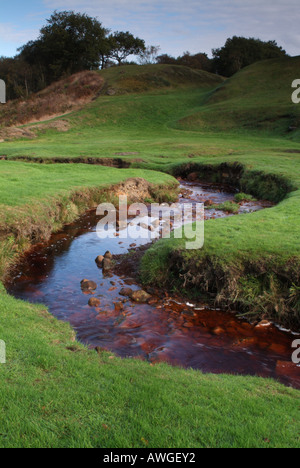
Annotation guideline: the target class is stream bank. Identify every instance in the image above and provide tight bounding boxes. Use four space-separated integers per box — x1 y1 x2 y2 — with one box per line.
141 162 300 331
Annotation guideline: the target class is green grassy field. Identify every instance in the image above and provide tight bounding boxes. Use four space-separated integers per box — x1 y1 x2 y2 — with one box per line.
0 61 299 448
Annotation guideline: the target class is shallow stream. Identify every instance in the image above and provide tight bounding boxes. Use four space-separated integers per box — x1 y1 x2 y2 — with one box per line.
6 180 300 389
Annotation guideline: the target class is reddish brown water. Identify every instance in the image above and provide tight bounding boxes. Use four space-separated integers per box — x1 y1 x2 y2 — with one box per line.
6 181 300 389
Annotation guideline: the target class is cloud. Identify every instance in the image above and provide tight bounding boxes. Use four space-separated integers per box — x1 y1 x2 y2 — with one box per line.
41 0 300 56
2 0 299 58
0 23 39 47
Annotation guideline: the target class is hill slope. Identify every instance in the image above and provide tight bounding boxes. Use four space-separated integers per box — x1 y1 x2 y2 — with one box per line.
97 64 224 95
0 64 224 130
0 71 104 128
176 56 300 137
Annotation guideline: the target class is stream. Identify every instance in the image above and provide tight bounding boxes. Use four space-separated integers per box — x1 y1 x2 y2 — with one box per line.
6 180 300 389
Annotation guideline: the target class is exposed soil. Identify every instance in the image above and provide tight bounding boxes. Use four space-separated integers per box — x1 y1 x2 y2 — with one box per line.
0 71 104 140
172 161 295 203
112 177 157 201
1 155 132 168
0 120 71 141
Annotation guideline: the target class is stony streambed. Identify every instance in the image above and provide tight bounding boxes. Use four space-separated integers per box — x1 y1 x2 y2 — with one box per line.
6 180 300 389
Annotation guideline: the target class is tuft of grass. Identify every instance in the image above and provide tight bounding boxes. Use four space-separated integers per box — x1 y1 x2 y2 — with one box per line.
235 192 256 203
208 201 240 213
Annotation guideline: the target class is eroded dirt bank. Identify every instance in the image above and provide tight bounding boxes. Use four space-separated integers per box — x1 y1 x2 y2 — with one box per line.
0 71 104 131
171 161 295 203
141 162 300 331
0 177 179 279
0 155 133 168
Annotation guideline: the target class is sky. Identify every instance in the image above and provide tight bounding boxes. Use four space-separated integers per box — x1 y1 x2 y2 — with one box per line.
0 0 299 59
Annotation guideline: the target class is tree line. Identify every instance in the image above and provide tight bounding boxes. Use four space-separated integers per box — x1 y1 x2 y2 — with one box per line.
0 10 288 101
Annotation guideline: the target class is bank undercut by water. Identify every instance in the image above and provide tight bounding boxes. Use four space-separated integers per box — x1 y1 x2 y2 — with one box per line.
141 162 300 330
0 161 179 280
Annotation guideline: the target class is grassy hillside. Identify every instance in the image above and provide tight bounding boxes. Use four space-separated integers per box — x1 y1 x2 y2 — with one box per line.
0 60 298 164
176 56 300 137
0 64 226 157
97 63 225 95
0 64 223 131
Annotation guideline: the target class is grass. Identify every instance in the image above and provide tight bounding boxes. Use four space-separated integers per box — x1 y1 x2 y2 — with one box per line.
0 283 299 448
0 161 175 207
0 60 299 447
234 193 256 203
176 56 300 137
207 201 240 213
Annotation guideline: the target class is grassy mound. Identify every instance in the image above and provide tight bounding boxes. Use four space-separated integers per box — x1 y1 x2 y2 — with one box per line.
0 64 223 133
176 56 300 136
98 64 224 95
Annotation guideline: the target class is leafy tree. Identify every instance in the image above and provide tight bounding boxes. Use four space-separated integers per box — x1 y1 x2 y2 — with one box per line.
177 51 213 72
19 11 109 83
156 54 178 65
108 31 145 66
212 36 287 76
0 56 44 100
156 51 213 72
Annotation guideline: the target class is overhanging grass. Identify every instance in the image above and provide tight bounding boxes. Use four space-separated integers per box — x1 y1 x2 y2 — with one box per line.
0 161 178 278
0 161 176 207
141 160 300 328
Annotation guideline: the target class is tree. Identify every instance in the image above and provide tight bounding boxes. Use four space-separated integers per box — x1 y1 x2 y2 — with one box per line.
177 51 213 72
19 11 109 83
156 54 177 65
138 45 161 65
0 55 43 100
108 31 145 66
212 36 287 77
156 51 213 72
